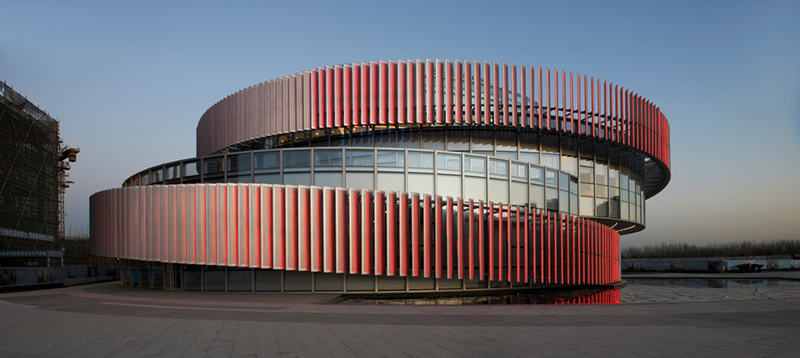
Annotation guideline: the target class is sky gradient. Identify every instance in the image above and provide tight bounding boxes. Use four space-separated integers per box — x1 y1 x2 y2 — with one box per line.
2 0 799 247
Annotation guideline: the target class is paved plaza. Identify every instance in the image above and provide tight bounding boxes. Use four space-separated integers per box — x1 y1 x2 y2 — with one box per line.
1 273 799 357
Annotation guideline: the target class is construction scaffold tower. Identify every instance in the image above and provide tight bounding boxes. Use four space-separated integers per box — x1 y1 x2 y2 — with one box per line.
0 81 78 267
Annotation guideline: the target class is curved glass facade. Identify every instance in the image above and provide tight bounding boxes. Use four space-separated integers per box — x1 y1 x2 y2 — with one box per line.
128 128 646 229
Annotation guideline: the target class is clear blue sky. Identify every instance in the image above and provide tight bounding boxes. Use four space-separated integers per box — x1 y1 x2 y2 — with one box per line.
3 0 799 247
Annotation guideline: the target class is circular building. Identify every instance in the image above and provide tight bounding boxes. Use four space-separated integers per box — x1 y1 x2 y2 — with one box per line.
90 60 671 293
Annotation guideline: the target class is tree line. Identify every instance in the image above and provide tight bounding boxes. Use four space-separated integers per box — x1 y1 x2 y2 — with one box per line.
622 240 800 259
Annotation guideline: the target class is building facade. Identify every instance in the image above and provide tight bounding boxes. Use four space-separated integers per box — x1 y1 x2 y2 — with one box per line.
90 60 671 292
1 81 77 270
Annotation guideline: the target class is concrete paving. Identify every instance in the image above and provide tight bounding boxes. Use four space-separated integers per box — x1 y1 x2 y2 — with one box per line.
1 274 799 357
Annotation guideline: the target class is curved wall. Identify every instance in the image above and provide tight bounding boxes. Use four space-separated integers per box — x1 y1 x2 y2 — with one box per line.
91 184 620 287
196 60 670 194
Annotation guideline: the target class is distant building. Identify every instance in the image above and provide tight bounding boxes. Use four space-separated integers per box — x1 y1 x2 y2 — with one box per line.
91 60 671 292
0 81 77 270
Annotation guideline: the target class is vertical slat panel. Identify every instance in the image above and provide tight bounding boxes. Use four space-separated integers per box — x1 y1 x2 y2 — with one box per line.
387 191 396 276
399 192 408 276
537 66 543 129
289 75 297 133
343 65 351 127
426 60 434 124
145 186 152 262
370 62 378 125
187 186 196 265
215 184 225 265
336 188 346 274
561 71 567 132
397 61 405 124
416 60 424 124
515 206 520 282
323 187 334 273
206 185 215 265
455 60 463 124
379 61 387 125
457 198 464 280
446 196 454 279
374 190 384 275
361 63 369 126
446 60 453 124
521 65 527 127
465 61 472 124
411 193 420 277
349 189 359 274
310 187 322 272
274 186 285 269
532 208 538 284
152 187 161 262
488 201 494 281
581 75 587 135
524 206 529 283
478 200 485 280
554 68 559 131
406 60 415 124
312 70 319 129
134 186 140 261
249 185 259 268
468 199 474 279
546 67 551 130
497 203 503 282
559 213 564 284
362 189 372 275
193 185 202 265
569 72 575 133
303 72 311 131
586 77 597 137
539 209 544 283
505 205 512 282
511 64 517 126
603 81 608 140
423 194 432 278
352 65 360 127
298 186 310 271
484 62 491 125
237 185 246 266
493 62 500 125
436 60 443 124
435 196 442 278
474 61 482 125
325 67 334 128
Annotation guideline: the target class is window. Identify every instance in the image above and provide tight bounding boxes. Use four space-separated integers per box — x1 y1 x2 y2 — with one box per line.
255 152 280 170
345 150 373 167
465 156 486 174
377 150 404 168
489 159 508 177
408 151 433 169
284 150 311 168
545 169 558 187
203 157 224 175
227 153 251 173
529 166 544 184
511 163 527 180
314 149 343 168
437 153 461 172
541 153 560 169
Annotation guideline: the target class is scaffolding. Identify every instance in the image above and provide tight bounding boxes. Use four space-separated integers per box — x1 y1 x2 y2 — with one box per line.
0 81 77 266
